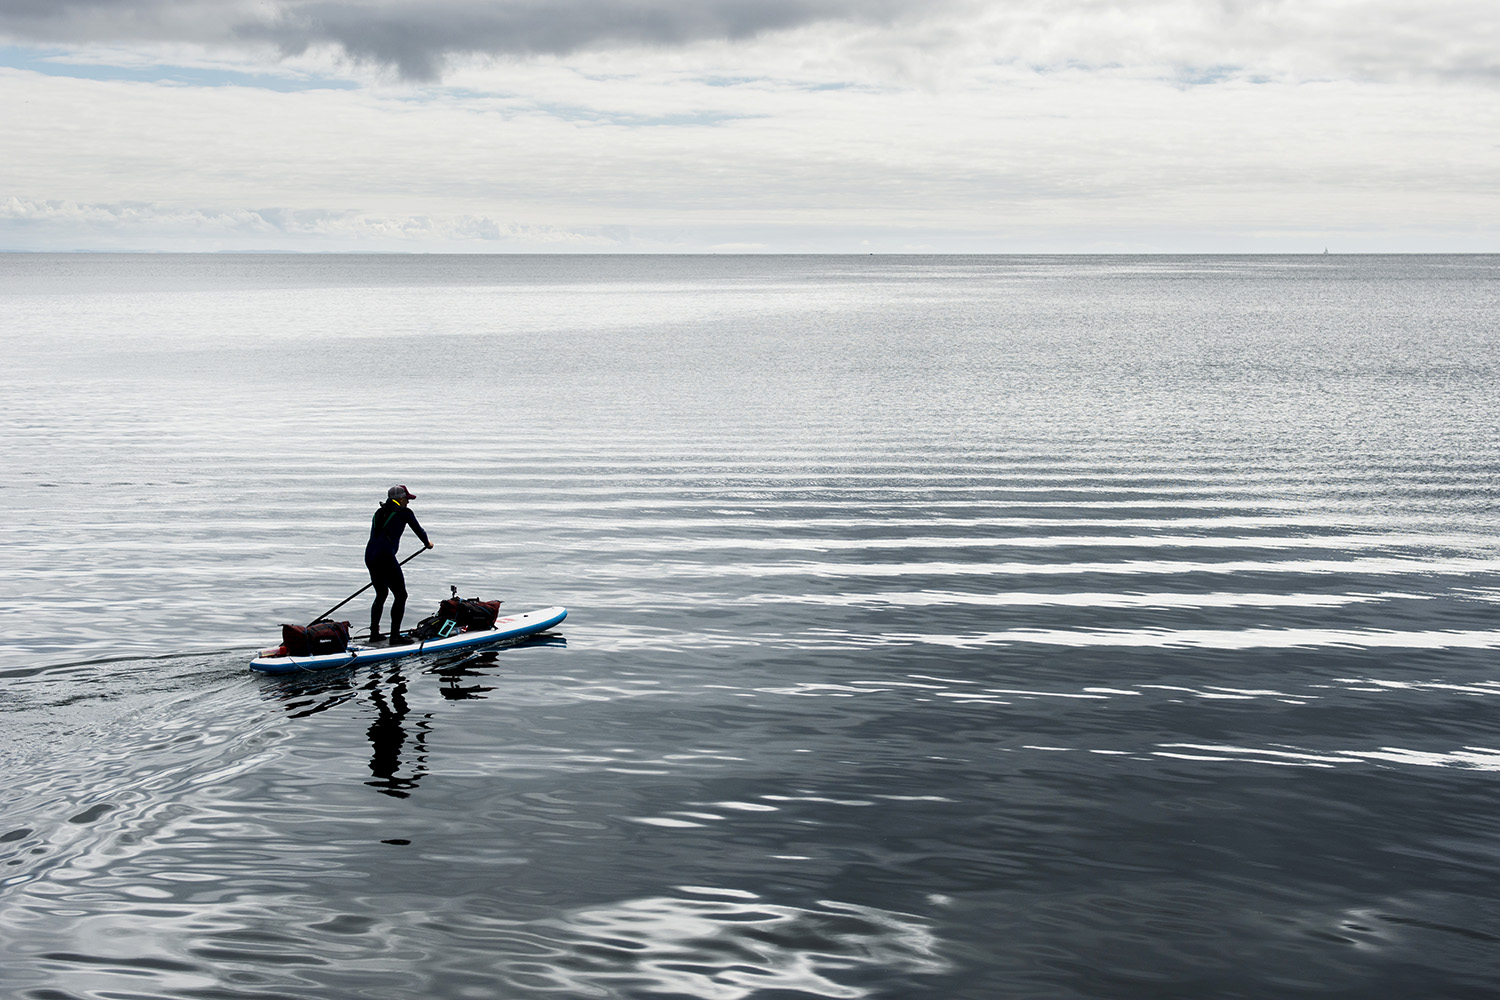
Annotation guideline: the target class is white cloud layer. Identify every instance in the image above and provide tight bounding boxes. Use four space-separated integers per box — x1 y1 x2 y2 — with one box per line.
0 1 1496 251
0 196 640 250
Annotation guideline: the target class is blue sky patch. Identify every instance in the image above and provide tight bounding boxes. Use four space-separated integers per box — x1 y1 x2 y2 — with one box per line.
0 45 357 91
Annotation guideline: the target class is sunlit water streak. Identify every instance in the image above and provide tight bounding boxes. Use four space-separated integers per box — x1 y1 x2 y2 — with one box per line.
2 253 1500 999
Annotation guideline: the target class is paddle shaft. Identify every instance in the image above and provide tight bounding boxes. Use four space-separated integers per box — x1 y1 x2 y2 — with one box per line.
311 548 426 625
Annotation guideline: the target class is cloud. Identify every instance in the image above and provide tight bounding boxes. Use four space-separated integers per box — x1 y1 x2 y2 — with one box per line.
0 0 937 80
2 3 1497 252
256 0 939 81
1 0 1496 85
0 196 632 248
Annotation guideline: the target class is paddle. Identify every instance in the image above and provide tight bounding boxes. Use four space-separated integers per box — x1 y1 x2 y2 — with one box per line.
310 548 427 626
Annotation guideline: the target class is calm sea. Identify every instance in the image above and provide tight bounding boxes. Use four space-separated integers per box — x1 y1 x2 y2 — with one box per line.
2 253 1499 999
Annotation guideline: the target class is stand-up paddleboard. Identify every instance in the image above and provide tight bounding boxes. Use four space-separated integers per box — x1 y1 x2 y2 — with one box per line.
250 607 567 674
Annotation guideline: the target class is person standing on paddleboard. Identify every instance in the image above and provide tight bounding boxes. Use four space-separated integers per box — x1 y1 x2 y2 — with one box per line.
366 485 433 644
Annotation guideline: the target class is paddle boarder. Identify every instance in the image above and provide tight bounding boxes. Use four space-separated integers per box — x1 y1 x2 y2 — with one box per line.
366 485 433 644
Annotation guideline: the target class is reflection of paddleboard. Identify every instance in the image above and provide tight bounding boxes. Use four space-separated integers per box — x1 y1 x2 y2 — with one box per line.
249 607 567 674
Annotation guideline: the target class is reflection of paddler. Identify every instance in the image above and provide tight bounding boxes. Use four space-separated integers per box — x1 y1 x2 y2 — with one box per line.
365 669 424 797
364 485 433 643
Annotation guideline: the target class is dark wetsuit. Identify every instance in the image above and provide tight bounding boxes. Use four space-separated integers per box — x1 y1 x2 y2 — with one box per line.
365 500 430 635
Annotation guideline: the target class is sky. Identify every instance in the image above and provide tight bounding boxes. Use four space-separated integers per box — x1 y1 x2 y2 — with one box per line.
1 0 1496 253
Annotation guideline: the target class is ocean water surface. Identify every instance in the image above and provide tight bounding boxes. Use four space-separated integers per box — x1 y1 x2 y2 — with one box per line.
2 253 1500 999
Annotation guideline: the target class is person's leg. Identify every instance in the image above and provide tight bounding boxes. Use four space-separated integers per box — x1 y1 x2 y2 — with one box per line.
369 584 389 637
389 564 408 638
366 554 396 638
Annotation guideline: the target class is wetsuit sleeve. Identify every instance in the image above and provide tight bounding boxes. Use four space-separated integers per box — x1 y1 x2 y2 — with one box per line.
406 507 430 546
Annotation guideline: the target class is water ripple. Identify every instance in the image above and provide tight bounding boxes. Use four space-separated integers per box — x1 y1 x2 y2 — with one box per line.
506 888 950 999
5 253 1500 998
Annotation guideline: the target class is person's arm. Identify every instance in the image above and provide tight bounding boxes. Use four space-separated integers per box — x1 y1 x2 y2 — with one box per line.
407 507 433 548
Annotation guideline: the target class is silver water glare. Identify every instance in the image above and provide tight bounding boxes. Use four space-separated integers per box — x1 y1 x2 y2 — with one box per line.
2 253 1499 998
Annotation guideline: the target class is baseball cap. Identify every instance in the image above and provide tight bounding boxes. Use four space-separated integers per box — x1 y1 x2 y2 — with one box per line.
388 485 416 500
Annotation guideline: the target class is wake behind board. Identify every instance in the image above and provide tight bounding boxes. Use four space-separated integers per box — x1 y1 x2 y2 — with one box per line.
249 606 567 674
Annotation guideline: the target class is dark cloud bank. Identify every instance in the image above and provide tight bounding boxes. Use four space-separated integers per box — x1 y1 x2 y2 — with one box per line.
0 0 929 80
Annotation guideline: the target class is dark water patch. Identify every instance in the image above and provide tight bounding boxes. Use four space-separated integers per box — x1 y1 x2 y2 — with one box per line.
40 952 202 973
65 803 115 825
